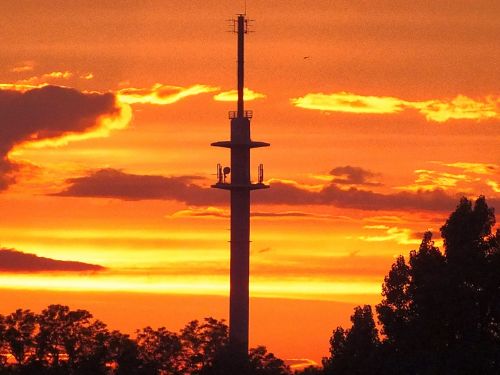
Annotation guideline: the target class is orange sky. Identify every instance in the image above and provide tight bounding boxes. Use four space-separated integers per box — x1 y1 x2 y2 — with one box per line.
0 0 499 366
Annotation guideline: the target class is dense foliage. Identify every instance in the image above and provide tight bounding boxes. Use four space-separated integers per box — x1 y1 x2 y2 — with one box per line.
323 196 500 374
0 308 289 375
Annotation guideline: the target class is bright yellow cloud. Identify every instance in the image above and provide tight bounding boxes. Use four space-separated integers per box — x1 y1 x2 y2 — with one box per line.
416 96 498 122
292 92 406 114
213 88 266 102
16 71 73 85
117 83 219 105
486 180 500 193
396 170 474 191
292 92 500 122
439 162 499 175
358 226 421 245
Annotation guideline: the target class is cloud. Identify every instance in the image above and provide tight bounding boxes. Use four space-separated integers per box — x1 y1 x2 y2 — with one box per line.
52 168 226 205
330 165 381 186
117 83 219 105
0 248 105 272
256 180 464 212
169 206 342 220
292 92 405 114
285 358 318 370
50 168 486 213
292 92 500 122
0 85 130 190
396 169 475 191
213 88 266 102
486 180 500 193
358 226 420 245
437 161 499 175
17 71 73 85
10 61 35 73
170 206 229 219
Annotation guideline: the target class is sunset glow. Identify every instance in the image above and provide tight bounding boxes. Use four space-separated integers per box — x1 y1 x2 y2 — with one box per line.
1 0 499 365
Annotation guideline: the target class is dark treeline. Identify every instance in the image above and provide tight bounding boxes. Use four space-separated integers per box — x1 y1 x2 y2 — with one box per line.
1 196 499 374
300 196 499 375
0 308 289 375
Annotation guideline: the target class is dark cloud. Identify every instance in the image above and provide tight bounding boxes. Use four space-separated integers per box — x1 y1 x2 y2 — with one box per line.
0 248 105 272
53 168 499 213
0 85 120 190
256 181 464 212
330 165 381 186
52 168 226 205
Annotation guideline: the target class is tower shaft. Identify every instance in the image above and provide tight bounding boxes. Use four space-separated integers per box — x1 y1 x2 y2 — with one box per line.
211 13 269 362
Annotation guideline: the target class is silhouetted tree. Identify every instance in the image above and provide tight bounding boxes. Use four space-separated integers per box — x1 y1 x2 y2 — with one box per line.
323 305 380 375
107 330 145 375
136 326 182 374
3 309 37 366
293 366 322 375
248 346 290 375
375 196 500 374
326 197 500 374
35 304 110 373
180 318 229 374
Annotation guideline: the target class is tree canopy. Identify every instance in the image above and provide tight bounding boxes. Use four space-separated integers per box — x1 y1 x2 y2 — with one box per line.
324 196 500 374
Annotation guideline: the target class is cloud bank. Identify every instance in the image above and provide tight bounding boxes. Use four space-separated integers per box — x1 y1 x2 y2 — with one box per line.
0 85 129 190
50 168 490 213
0 248 105 272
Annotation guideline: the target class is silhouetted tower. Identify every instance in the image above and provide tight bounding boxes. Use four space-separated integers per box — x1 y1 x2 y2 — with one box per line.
211 14 269 360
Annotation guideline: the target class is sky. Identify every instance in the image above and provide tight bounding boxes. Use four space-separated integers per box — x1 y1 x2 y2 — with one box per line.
0 0 499 367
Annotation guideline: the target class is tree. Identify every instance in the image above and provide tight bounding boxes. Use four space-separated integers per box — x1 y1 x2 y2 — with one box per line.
248 346 290 375
36 304 110 373
180 318 229 374
136 326 182 374
323 305 380 375
3 309 37 366
374 196 500 374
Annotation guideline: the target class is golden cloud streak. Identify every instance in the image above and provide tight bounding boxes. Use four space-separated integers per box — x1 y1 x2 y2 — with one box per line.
117 83 219 105
439 162 499 175
292 92 405 114
14 102 133 150
213 88 266 102
292 92 500 122
358 226 421 245
487 180 500 193
11 61 35 73
16 71 73 85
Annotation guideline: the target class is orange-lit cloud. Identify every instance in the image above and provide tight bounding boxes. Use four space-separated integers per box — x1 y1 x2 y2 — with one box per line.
330 165 381 186
10 61 36 73
487 180 500 193
213 88 266 102
397 169 475 191
170 206 339 220
292 92 500 122
80 73 94 80
117 83 219 105
0 248 105 272
438 161 499 175
16 71 73 85
285 359 318 370
53 168 479 212
358 226 421 245
0 85 129 190
292 92 405 114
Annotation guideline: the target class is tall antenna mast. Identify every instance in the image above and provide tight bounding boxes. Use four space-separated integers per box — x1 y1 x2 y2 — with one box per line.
211 13 269 364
